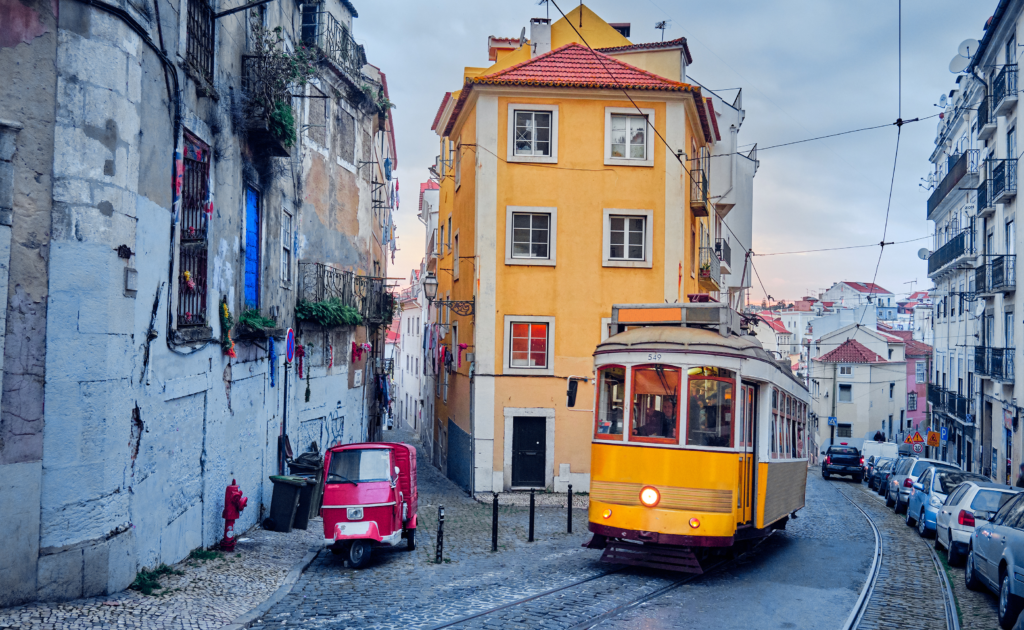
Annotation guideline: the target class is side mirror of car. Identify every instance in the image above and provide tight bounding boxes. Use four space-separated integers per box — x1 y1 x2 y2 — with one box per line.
913 482 923 491
394 466 400 476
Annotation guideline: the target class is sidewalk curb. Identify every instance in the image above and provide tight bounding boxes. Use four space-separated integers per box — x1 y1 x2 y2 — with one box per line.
220 547 321 630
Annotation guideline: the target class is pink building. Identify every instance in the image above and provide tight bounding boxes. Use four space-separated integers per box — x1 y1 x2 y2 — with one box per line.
890 330 932 431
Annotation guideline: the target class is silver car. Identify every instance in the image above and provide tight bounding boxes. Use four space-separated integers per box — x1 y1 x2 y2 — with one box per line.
967 492 1024 628
936 481 1019 565
885 456 960 514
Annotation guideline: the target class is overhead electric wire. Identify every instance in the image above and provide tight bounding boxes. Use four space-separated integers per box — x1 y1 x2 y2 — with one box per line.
756 235 930 257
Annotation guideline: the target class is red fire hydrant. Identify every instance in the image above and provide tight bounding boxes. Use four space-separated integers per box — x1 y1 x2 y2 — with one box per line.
221 479 248 551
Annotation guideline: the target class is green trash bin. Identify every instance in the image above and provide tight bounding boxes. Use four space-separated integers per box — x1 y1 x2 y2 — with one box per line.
266 475 306 533
292 477 315 530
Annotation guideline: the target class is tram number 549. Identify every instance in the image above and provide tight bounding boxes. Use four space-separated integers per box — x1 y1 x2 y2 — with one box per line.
646 353 663 361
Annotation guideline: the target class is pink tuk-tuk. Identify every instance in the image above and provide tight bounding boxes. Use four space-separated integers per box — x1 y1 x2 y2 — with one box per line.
321 442 418 568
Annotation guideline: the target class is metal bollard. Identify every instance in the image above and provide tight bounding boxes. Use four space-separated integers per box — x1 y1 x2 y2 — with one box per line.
567 483 573 533
491 493 499 552
528 488 535 542
435 505 445 564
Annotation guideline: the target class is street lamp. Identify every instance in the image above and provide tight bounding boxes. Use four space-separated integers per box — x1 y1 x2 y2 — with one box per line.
422 271 475 316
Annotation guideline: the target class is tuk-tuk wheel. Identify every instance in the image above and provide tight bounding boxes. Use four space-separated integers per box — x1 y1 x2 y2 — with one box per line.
406 529 416 551
348 540 371 568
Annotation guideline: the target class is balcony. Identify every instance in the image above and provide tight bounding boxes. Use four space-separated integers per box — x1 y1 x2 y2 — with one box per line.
978 178 994 217
978 95 998 140
241 55 292 157
927 383 943 407
989 254 1016 292
298 263 395 326
976 346 1016 382
927 219 976 276
698 246 720 291
993 64 1019 116
945 391 969 420
689 162 710 217
976 261 988 294
301 9 368 79
715 238 731 274
989 158 1017 204
927 150 979 219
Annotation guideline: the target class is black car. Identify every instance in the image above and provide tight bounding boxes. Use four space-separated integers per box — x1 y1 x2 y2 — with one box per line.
822 445 863 481
868 458 894 490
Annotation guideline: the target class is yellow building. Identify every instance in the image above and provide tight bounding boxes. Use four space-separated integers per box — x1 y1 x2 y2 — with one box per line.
427 6 721 493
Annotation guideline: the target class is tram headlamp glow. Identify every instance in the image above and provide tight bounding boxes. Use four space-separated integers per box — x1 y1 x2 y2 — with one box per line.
602 509 613 519
689 517 701 529
639 486 660 507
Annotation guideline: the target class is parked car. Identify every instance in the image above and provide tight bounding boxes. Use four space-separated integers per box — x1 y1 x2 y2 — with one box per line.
861 441 899 469
868 458 894 491
936 481 1018 565
967 492 1024 628
886 457 960 514
822 445 863 481
906 467 989 538
877 456 908 496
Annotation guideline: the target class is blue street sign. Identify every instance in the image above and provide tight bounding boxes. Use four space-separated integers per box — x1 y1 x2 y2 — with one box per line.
828 417 838 426
940 426 948 441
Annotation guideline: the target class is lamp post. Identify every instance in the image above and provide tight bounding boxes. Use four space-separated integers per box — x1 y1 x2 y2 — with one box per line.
422 272 475 316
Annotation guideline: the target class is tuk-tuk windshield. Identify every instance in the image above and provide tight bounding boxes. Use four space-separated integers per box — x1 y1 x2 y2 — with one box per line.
328 449 391 483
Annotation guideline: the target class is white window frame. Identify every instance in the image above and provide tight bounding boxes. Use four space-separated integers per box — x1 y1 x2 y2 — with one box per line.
838 383 853 403
281 207 293 285
839 365 852 376
604 107 655 167
915 361 926 384
602 208 653 268
505 206 557 266
503 315 555 376
507 103 559 164
453 230 460 280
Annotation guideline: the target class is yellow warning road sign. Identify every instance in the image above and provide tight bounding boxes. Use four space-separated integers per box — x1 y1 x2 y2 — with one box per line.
927 431 941 447
910 431 925 444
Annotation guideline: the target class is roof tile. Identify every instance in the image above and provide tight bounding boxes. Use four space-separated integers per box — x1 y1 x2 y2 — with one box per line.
816 339 887 364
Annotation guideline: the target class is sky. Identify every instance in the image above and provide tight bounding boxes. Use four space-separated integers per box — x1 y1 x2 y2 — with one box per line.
352 0 996 303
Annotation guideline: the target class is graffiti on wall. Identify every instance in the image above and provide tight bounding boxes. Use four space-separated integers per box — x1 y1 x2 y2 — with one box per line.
296 409 346 454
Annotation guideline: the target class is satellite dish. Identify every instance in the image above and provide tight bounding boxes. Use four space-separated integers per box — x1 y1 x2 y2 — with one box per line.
917 248 931 260
938 94 948 108
950 55 969 73
519 27 527 46
976 302 986 317
958 38 980 58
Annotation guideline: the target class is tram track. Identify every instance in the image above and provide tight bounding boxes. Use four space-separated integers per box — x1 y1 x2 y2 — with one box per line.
422 546 747 630
830 478 960 630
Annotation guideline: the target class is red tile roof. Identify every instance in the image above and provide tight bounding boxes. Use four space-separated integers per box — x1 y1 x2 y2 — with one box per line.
419 180 439 211
443 43 711 140
843 281 893 295
596 36 693 65
816 339 887 364
759 316 790 335
706 98 720 141
888 330 933 358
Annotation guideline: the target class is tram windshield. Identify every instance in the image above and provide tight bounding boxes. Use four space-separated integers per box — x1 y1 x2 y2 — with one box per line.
595 366 626 438
630 365 680 441
687 372 734 448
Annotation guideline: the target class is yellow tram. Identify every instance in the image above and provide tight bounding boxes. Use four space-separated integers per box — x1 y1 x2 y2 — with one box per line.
585 303 810 571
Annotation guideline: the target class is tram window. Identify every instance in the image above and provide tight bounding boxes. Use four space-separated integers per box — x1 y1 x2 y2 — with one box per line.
686 377 733 448
595 366 626 439
770 415 778 458
630 365 680 442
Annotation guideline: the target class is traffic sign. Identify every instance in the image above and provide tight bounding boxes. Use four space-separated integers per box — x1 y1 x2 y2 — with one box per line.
913 443 924 454
940 427 949 441
828 416 838 427
927 431 941 447
910 431 925 444
285 328 295 362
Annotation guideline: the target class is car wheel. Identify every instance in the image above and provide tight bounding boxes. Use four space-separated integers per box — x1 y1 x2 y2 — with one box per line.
822 471 830 480
885 488 896 508
406 528 416 551
999 571 1024 629
906 507 917 526
895 497 907 515
854 475 863 483
966 549 983 591
348 540 371 569
947 534 962 565
917 510 929 537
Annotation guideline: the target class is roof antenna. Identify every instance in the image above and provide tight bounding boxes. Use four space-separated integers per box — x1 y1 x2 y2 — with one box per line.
537 0 549 20
655 20 669 42
579 0 582 27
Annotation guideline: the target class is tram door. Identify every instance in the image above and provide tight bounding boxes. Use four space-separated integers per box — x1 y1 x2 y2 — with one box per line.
738 384 758 524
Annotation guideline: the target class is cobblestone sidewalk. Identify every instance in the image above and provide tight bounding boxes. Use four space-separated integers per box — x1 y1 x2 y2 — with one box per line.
0 516 323 630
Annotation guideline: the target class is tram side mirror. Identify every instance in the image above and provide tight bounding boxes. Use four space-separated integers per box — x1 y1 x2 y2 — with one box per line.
567 379 579 408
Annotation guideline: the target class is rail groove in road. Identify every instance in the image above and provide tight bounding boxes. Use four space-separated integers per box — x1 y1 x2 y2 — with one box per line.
830 478 959 630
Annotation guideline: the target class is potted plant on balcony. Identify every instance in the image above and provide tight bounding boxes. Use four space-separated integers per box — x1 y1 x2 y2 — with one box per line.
296 297 364 329
240 15 320 157
235 308 284 341
699 262 712 279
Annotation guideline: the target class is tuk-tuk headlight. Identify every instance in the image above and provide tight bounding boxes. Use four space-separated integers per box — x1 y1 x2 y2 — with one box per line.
347 508 364 520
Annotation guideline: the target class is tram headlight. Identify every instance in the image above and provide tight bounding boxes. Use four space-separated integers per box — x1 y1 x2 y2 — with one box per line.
639 486 660 507
602 509 613 519
689 517 700 529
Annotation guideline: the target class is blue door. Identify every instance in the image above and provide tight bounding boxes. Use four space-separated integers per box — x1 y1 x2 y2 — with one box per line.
244 187 260 308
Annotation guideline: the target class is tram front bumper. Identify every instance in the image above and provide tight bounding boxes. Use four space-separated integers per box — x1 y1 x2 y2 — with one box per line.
588 499 735 547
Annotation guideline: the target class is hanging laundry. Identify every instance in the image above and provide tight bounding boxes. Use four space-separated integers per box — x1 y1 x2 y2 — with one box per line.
458 343 468 368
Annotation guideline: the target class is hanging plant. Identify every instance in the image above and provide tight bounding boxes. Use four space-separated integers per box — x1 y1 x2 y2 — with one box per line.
220 297 236 358
296 298 363 328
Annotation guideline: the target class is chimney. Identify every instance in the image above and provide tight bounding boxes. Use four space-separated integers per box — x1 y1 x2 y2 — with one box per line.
530 18 551 57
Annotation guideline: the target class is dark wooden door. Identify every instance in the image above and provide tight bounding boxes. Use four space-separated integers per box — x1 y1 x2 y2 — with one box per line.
512 417 545 487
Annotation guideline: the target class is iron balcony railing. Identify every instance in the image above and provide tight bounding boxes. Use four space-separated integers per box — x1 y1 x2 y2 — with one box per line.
993 64 1019 115
301 9 367 78
976 262 988 294
979 95 993 132
990 254 1016 292
927 383 943 407
989 158 1018 203
928 219 975 275
976 346 1016 381
298 263 395 325
928 150 979 218
715 238 731 268
945 391 969 419
698 246 721 288
978 178 991 214
689 161 710 217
